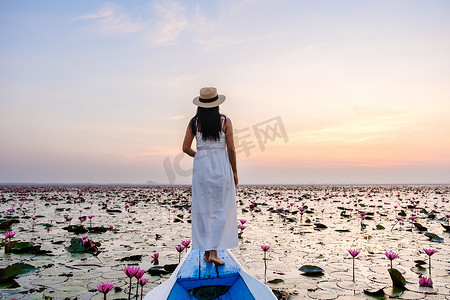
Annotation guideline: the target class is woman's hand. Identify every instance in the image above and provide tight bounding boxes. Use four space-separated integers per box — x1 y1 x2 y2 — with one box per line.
233 173 238 187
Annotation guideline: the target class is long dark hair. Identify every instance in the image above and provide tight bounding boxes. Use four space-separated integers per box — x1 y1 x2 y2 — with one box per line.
190 106 224 141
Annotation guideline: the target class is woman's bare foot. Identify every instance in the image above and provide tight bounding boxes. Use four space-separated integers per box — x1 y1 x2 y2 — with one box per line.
209 256 225 265
203 251 212 263
209 250 225 265
203 253 212 263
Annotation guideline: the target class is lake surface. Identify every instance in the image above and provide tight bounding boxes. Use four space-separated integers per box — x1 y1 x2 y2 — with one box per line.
0 184 449 299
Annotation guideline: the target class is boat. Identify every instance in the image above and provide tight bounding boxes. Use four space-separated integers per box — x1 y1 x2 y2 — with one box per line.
144 248 277 300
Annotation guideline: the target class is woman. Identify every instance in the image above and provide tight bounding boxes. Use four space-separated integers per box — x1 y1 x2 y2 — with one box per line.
182 87 239 265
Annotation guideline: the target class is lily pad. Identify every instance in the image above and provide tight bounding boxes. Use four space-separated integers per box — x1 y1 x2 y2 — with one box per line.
314 223 327 229
164 263 178 273
65 237 100 254
364 288 386 298
413 222 427 231
334 229 350 233
87 226 109 233
441 224 450 232
7 241 52 255
414 260 426 266
299 265 324 275
388 268 407 289
267 278 284 284
66 237 85 253
383 286 405 298
0 263 37 286
424 232 444 243
0 219 19 229
147 266 170 276
120 255 143 262
62 224 88 234
376 224 385 230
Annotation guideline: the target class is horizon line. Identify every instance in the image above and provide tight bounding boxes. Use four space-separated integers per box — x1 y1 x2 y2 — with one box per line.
0 182 449 186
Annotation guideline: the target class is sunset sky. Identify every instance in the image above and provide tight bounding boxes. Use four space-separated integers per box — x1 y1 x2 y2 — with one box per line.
1 0 449 184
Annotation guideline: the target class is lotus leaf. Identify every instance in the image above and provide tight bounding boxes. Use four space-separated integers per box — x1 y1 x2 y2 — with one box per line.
413 222 427 231
298 265 324 274
424 232 444 242
0 263 37 283
388 268 406 289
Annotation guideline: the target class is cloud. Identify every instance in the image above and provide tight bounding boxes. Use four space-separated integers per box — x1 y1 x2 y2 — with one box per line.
76 1 188 45
169 115 187 120
151 0 188 45
76 2 145 35
293 108 420 144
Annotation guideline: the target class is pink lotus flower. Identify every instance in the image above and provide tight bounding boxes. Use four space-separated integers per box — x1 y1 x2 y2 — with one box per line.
261 245 270 251
88 215 94 227
151 252 159 265
261 244 270 277
97 281 114 294
348 249 360 258
31 216 37 220
123 265 140 300
239 219 247 224
135 269 146 279
409 216 418 221
181 240 191 248
139 277 148 286
133 269 146 298
238 225 246 230
419 276 433 287
5 232 16 239
423 248 436 256
385 251 398 260
396 217 403 221
348 249 360 282
66 217 73 221
423 248 437 277
123 266 140 278
385 251 399 268
139 278 149 300
176 245 185 263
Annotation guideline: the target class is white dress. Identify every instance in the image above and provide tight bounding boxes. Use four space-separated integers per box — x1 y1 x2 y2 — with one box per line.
191 116 238 250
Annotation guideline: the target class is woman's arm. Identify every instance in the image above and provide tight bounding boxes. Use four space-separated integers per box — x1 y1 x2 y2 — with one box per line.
182 122 196 157
224 118 238 186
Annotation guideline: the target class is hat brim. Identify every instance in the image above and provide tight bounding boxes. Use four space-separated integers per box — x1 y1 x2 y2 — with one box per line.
192 95 226 108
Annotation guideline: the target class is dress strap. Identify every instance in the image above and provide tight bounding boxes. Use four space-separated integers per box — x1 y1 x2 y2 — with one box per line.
221 115 226 132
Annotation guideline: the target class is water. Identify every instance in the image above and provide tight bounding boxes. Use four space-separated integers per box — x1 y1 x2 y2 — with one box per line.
0 184 449 299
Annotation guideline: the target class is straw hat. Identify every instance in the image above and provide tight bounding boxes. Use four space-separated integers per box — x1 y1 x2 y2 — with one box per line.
192 87 226 108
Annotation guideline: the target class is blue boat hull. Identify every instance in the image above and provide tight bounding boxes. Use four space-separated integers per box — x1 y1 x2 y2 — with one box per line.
144 249 277 300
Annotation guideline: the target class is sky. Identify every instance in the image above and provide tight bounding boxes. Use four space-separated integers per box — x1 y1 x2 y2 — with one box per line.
0 0 449 185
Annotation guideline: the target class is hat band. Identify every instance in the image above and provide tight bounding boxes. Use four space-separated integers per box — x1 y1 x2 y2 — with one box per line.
199 95 218 103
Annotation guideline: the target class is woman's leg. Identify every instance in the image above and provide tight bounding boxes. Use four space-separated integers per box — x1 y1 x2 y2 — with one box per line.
208 250 225 265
